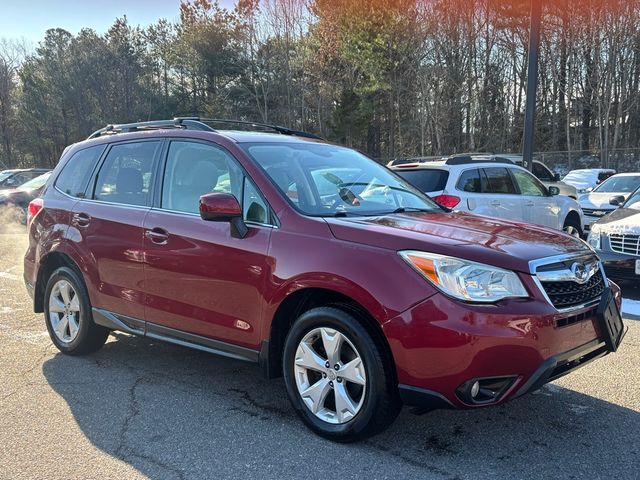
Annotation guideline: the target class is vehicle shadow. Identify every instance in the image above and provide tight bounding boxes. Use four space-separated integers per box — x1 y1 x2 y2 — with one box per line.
42 332 640 479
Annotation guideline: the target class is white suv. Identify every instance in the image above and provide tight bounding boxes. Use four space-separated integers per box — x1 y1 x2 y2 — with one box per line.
391 157 585 236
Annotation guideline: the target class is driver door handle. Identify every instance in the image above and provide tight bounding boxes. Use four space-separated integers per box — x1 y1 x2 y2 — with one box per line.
145 227 169 245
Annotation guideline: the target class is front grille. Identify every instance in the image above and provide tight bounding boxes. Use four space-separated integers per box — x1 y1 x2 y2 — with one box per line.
540 269 605 310
609 233 640 256
583 208 611 217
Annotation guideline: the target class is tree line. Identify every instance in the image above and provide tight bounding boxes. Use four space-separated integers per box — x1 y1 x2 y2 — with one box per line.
1 0 639 170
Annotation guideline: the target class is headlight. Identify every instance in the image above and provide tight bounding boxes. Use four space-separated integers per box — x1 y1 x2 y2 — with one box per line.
399 251 529 302
586 230 601 249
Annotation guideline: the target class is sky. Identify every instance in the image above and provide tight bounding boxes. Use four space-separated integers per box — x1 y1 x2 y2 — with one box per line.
0 0 237 44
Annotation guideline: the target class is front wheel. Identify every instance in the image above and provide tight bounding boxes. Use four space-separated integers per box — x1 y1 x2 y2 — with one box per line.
563 216 583 238
282 306 400 442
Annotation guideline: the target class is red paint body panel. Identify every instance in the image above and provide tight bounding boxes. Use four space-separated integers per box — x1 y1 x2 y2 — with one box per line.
24 128 620 412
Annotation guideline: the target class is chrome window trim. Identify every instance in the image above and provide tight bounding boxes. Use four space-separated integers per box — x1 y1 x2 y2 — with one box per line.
148 206 278 229
55 188 151 211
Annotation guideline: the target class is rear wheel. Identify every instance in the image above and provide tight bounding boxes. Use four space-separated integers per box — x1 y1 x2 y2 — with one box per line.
44 267 109 355
563 216 583 238
282 306 400 442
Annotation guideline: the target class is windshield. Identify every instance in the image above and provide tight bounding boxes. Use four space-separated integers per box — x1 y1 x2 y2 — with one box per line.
624 189 640 210
594 175 640 193
18 172 51 191
241 142 442 216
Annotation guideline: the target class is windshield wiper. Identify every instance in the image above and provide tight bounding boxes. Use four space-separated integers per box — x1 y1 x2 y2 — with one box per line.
391 207 434 214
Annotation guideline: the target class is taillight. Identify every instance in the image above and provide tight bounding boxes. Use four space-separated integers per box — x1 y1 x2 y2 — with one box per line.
27 198 44 225
432 194 461 209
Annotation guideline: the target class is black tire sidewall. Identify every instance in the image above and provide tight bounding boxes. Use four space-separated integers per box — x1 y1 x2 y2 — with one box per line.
564 216 583 237
282 307 393 441
44 266 97 354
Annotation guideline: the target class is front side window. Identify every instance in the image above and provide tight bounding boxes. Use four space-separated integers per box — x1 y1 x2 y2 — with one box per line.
511 169 546 197
241 142 441 216
161 141 244 214
482 168 517 194
56 145 105 198
93 141 160 206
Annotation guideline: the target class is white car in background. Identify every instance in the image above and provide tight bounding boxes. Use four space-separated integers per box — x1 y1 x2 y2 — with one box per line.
562 168 616 194
391 156 585 236
580 173 640 231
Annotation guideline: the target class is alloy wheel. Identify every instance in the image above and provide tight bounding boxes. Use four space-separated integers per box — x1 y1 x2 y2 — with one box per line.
48 279 81 343
293 327 367 424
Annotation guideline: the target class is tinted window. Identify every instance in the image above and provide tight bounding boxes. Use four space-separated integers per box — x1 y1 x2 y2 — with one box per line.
56 145 104 198
456 169 481 192
482 168 517 194
395 169 449 193
533 162 553 181
94 141 160 206
162 141 243 214
512 169 546 196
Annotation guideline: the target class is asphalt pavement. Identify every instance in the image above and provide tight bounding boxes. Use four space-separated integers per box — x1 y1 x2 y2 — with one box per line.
0 226 638 480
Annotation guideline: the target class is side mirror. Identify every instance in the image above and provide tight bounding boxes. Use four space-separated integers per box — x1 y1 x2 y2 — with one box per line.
553 173 561 181
199 192 248 238
548 186 560 196
609 195 625 207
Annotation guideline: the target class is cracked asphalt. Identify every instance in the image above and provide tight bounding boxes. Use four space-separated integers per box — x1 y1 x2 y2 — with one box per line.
0 226 639 480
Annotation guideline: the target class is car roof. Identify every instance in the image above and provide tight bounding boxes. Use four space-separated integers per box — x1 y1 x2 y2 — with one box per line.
392 161 524 171
605 172 640 178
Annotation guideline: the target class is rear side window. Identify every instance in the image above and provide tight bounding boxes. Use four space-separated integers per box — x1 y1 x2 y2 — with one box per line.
395 169 449 193
456 169 481 192
482 168 517 194
93 141 161 206
55 145 105 198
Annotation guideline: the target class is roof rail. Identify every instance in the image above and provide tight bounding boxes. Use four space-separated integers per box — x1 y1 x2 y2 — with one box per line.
87 117 323 140
87 117 215 139
444 155 514 166
197 118 323 140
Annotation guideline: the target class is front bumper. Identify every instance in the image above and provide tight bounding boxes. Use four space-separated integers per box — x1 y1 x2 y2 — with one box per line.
596 246 639 281
385 280 620 410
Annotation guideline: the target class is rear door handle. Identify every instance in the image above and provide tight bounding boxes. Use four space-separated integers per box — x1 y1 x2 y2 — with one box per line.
72 212 91 227
525 201 535 207
145 227 169 245
490 200 501 206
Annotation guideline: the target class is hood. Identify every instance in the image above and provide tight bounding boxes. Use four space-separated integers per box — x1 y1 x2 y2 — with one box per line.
325 211 590 273
593 207 640 234
579 192 625 210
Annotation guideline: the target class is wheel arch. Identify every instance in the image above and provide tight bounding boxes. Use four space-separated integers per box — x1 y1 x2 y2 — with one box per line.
34 251 84 313
260 286 397 382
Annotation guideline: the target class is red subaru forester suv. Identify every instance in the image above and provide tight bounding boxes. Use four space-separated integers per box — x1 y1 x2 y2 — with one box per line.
24 118 625 441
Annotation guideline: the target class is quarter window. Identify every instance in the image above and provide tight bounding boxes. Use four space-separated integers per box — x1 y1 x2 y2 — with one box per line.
56 145 105 198
456 169 481 193
93 141 160 206
482 168 517 194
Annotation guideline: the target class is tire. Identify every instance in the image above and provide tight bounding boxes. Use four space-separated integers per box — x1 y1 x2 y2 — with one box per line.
563 216 583 238
282 306 401 442
44 266 109 355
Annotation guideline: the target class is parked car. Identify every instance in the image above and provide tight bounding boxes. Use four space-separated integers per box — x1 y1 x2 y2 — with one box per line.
587 185 640 281
0 168 51 190
580 173 640 232
562 169 616 194
25 118 624 442
0 172 52 224
391 157 585 236
471 154 578 199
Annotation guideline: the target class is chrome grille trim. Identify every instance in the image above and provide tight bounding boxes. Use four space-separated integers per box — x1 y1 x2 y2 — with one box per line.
608 233 640 257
